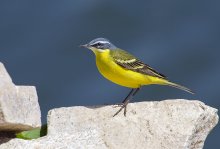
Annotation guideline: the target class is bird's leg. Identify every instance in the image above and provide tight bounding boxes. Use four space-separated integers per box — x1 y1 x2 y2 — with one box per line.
113 88 140 117
123 87 141 116
122 87 141 116
113 89 135 117
112 89 135 108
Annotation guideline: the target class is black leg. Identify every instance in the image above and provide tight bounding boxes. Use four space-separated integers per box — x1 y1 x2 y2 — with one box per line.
122 89 137 103
113 87 140 117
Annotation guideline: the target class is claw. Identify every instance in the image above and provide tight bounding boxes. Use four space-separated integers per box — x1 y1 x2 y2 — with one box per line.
112 88 140 117
113 100 129 117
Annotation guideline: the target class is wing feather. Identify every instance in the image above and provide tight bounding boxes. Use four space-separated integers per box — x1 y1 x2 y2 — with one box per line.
110 49 167 79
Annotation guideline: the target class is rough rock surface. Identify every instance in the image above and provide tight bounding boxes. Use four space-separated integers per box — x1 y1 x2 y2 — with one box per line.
1 100 218 149
0 63 41 131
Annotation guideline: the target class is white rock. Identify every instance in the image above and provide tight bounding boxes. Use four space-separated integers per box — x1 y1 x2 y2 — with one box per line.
0 99 218 149
0 63 13 87
0 62 41 131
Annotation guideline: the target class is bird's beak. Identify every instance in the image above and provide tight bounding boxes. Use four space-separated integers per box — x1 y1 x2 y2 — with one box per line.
79 44 89 48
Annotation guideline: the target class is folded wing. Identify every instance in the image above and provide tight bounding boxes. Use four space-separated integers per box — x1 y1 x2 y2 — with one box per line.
110 49 167 79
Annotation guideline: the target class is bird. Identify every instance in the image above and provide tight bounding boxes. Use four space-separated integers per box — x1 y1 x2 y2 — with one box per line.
80 38 194 117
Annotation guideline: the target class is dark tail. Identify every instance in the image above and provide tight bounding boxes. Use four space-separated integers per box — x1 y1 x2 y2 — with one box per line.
164 81 194 94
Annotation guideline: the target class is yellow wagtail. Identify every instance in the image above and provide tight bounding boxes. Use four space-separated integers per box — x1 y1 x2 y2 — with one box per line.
80 38 194 117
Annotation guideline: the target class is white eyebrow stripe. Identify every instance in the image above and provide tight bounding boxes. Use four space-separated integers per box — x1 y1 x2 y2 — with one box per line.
92 41 110 45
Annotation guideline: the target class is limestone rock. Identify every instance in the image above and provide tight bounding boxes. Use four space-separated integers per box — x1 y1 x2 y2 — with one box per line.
0 63 41 131
0 100 218 149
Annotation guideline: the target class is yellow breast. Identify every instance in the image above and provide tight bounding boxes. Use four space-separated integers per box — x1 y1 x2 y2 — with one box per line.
93 49 157 88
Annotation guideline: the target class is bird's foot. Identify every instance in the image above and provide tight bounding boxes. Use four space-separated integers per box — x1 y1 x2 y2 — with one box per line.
113 100 129 117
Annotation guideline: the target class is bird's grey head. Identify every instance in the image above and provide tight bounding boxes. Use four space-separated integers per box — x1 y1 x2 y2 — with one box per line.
85 38 117 50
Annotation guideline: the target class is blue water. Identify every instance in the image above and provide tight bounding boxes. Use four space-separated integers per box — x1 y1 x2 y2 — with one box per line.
0 1 219 148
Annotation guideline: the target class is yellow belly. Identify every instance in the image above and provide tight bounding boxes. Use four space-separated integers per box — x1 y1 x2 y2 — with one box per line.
94 50 164 88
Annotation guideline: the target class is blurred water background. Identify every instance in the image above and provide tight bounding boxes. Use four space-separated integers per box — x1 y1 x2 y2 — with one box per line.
0 0 219 148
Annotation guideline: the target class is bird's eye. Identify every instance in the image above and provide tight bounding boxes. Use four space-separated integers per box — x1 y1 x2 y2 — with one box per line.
92 42 102 48
96 43 102 46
